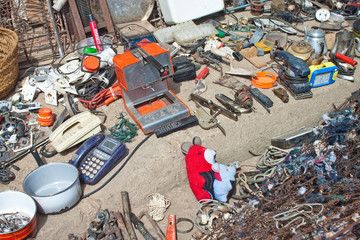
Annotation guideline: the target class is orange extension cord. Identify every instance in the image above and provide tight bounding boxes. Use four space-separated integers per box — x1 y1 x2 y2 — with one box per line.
79 81 122 110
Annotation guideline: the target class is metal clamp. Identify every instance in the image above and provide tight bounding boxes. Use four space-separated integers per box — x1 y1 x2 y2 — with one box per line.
191 94 238 135
191 94 238 121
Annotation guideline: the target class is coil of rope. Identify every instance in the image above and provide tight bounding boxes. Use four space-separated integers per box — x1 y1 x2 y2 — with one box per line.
233 146 288 199
147 193 171 221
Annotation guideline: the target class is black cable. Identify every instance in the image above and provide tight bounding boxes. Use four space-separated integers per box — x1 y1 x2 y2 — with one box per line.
76 68 115 101
225 8 239 25
39 143 58 158
0 167 15 185
90 110 107 124
82 132 154 199
76 78 103 99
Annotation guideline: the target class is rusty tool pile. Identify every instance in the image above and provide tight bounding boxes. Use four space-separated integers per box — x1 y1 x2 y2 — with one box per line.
68 191 166 240
199 89 360 239
0 212 31 234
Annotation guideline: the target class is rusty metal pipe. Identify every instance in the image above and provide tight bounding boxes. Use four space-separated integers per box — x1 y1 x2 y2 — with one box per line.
46 0 64 57
138 211 165 240
114 211 131 240
121 191 137 240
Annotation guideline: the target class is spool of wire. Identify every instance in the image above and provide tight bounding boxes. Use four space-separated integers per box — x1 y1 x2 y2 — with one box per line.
251 0 265 16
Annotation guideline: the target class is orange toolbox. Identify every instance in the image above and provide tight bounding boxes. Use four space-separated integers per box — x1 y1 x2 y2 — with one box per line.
113 43 190 134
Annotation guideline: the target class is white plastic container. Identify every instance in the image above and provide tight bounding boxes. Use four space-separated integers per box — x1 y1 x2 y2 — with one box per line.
173 23 218 43
158 0 225 25
153 21 196 43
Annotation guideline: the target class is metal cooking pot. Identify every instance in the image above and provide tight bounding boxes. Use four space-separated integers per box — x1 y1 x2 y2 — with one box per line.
330 30 356 59
23 162 82 214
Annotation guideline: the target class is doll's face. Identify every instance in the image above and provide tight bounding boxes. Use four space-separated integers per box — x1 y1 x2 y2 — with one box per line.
204 149 216 165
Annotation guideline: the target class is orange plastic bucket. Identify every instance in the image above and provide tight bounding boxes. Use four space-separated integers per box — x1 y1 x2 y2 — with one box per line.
0 191 37 240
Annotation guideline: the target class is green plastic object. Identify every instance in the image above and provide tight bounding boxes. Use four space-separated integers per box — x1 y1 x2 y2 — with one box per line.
83 47 98 54
109 113 138 143
216 30 226 38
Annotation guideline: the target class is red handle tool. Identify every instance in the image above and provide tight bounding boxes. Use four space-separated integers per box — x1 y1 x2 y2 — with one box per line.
335 53 358 67
165 214 176 240
195 67 210 81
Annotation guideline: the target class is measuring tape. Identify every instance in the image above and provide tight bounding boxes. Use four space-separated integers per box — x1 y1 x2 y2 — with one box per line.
308 62 338 88
254 40 275 54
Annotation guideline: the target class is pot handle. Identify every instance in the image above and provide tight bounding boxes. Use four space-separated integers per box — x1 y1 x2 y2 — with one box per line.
356 38 360 53
30 148 45 166
319 41 325 56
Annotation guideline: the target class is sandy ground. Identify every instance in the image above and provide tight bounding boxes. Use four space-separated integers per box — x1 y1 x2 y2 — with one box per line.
1 8 360 240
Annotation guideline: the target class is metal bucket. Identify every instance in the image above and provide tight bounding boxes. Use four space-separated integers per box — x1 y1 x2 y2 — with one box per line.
23 162 82 214
0 191 37 240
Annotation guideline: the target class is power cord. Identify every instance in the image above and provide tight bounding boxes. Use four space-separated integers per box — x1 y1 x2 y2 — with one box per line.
82 132 154 199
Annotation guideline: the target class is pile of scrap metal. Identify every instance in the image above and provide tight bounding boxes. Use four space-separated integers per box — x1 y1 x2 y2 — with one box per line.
0 99 49 183
194 89 360 239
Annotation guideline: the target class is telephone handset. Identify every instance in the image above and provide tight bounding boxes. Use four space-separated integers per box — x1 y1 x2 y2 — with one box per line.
69 133 128 185
49 111 102 152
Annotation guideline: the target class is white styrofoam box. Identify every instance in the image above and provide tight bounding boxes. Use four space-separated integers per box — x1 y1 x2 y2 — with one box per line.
158 0 224 25
153 21 196 43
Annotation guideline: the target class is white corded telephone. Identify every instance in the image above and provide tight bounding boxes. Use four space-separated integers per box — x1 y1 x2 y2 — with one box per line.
49 111 102 152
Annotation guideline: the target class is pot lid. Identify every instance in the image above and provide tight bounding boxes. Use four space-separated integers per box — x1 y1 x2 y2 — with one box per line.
308 28 325 37
291 41 313 54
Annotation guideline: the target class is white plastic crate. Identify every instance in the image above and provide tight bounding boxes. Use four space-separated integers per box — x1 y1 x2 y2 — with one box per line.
153 21 196 43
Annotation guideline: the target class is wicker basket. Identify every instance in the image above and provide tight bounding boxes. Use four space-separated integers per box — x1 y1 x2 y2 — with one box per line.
0 28 19 99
